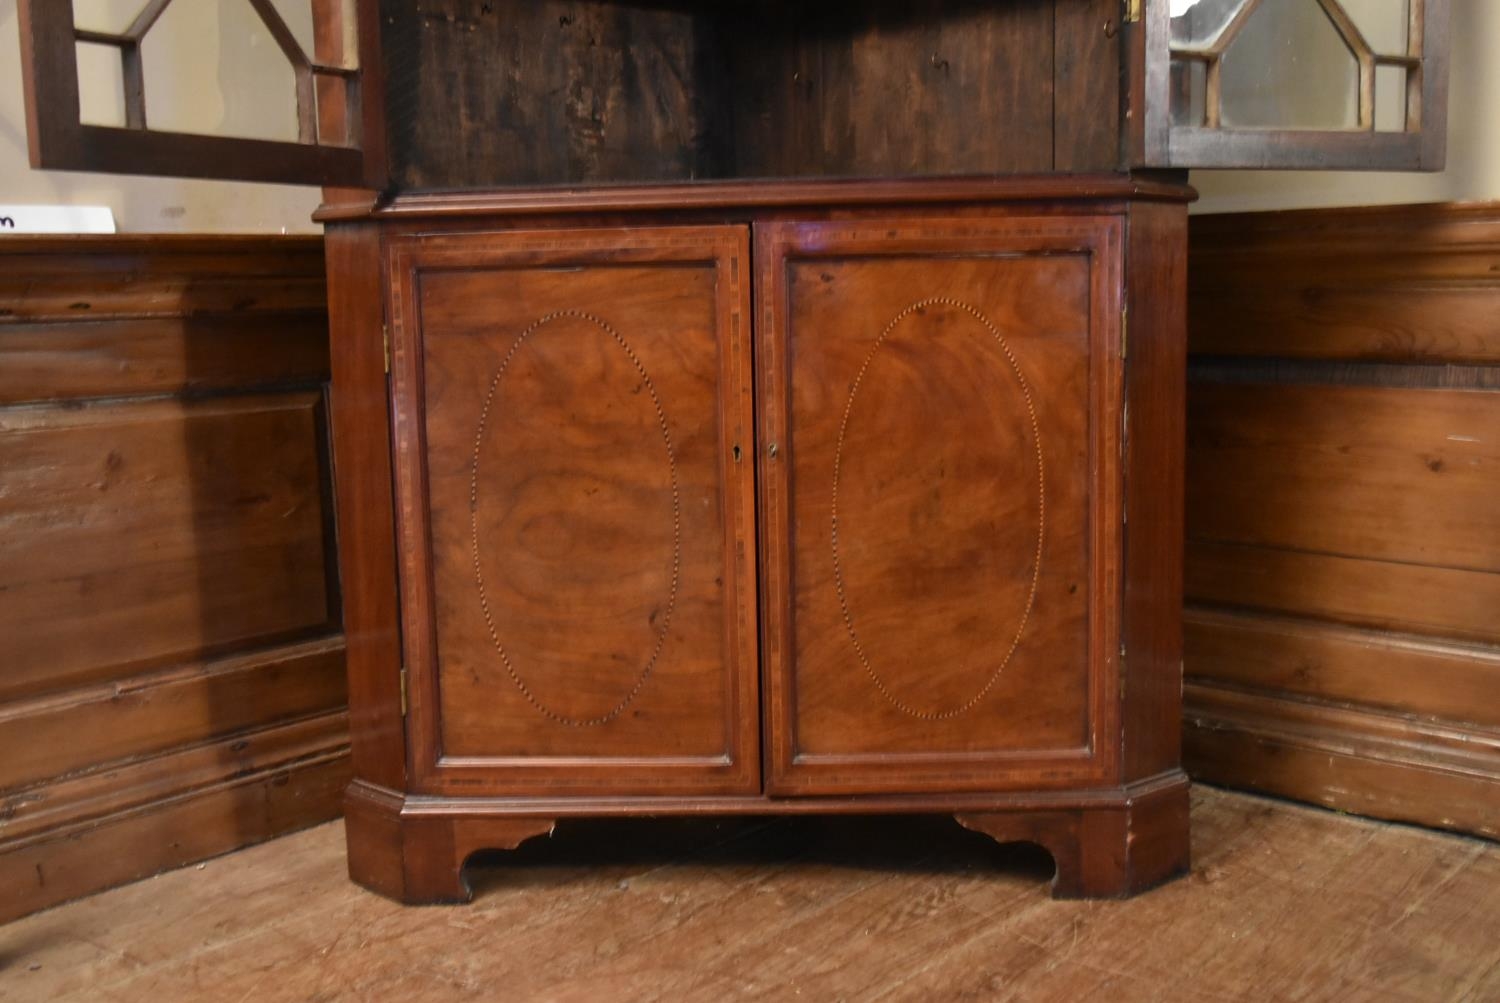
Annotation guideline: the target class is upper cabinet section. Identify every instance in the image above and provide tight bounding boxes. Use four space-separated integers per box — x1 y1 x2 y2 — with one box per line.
380 0 1121 189
1133 0 1449 169
15 0 1449 189
17 0 386 186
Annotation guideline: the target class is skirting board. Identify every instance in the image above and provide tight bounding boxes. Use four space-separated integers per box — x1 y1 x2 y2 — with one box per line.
1185 682 1500 841
0 713 349 924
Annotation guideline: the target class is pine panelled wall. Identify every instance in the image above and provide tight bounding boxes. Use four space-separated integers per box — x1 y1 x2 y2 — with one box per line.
0 237 348 923
1184 203 1500 840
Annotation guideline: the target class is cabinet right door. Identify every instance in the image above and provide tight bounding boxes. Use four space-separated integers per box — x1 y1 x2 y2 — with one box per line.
757 216 1124 796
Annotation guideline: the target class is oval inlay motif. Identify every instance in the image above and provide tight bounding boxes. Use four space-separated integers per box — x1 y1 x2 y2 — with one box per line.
470 310 680 728
830 297 1045 720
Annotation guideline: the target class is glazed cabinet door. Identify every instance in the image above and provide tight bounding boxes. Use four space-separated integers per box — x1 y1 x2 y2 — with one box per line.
1132 0 1448 170
17 0 385 187
387 226 759 796
757 217 1124 796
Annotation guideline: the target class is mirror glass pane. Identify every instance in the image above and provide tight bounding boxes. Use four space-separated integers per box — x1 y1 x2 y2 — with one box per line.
1218 0 1360 129
1170 58 1208 127
65 1 360 144
76 42 126 127
1376 64 1408 131
138 0 300 142
1342 0 1411 56
71 0 138 34
268 0 318 61
1170 0 1255 48
1160 0 1436 166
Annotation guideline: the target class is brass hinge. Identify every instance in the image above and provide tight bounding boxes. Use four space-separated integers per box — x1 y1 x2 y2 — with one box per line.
382 324 392 375
399 666 409 717
1120 306 1129 359
1125 0 1144 23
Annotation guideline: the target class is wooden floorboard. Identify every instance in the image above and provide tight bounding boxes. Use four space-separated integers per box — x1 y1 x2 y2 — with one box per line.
1 787 1497 1002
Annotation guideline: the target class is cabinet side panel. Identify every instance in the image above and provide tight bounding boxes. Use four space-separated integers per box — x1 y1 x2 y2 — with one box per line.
1121 200 1188 782
327 224 408 790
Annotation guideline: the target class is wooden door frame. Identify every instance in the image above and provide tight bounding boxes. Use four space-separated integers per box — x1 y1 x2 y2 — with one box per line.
754 213 1127 797
16 0 387 187
1127 0 1448 171
382 224 762 798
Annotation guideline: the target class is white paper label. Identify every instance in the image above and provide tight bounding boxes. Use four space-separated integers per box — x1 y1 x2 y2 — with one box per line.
0 205 118 234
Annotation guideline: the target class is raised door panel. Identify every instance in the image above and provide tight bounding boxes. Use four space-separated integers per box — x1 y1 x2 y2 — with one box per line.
758 217 1122 795
388 226 758 796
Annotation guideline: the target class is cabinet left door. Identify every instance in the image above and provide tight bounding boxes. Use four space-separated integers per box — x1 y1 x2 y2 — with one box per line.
386 226 760 797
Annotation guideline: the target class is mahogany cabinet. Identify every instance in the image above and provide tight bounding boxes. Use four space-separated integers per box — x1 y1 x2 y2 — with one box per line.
13 0 1450 903
324 182 1192 902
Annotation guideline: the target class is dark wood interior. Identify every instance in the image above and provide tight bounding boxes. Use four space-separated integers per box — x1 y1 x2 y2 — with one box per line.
379 0 1122 189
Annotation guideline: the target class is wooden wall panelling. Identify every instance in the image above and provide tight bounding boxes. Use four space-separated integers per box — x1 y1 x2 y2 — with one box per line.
1187 544 1500 646
1186 610 1500 728
1184 202 1500 840
0 236 348 924
1 393 336 697
0 719 352 926
1189 203 1500 363
1188 380 1500 645
1189 383 1500 573
0 638 346 795
1185 684 1500 841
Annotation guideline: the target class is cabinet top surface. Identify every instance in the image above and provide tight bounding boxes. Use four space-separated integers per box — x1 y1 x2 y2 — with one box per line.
316 174 1196 223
